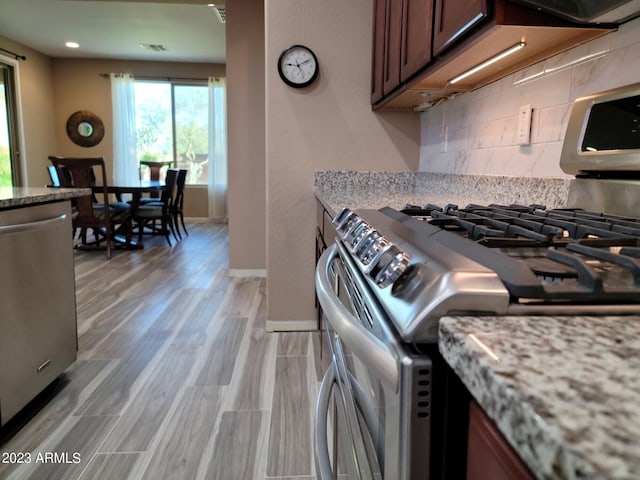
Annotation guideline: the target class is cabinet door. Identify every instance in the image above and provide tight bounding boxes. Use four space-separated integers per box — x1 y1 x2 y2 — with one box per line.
466 401 535 480
382 0 404 95
371 0 386 103
433 0 487 56
372 0 398 101
401 0 433 81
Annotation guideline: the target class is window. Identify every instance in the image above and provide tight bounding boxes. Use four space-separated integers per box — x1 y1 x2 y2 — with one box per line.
0 62 20 187
134 81 209 184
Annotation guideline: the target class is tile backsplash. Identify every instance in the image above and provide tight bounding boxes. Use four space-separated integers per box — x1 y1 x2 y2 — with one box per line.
419 16 640 179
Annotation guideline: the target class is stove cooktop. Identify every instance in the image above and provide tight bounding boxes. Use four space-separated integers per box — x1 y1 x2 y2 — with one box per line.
336 204 640 343
396 203 640 304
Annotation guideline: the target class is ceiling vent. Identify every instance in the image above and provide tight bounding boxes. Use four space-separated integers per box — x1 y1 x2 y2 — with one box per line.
209 3 226 23
139 44 168 52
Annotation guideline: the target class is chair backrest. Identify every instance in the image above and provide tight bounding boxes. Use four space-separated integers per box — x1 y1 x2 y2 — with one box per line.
48 156 111 225
140 160 173 181
175 169 188 210
161 168 179 212
47 165 61 187
51 165 74 188
176 169 187 193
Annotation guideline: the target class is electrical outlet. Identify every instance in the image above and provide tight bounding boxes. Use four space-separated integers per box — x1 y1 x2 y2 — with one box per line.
517 104 532 145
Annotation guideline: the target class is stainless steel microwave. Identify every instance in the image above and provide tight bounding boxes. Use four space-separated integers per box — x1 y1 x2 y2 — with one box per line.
560 82 640 175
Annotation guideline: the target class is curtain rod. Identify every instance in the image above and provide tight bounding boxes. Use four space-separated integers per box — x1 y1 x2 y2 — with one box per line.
99 73 219 82
0 47 26 61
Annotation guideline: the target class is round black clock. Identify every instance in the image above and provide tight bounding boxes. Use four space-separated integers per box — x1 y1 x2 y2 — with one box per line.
277 45 319 88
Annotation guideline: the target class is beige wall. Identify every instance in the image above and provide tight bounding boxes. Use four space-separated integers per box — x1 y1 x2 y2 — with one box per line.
1 35 56 187
264 0 420 329
226 0 266 273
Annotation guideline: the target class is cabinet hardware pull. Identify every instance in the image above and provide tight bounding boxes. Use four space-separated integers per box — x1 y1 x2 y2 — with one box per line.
37 360 51 373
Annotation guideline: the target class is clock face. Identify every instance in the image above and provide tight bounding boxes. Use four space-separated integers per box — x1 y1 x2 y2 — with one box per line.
278 45 319 88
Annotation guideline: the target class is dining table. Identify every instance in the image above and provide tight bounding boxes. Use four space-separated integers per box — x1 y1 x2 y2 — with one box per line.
92 179 165 249
106 179 164 208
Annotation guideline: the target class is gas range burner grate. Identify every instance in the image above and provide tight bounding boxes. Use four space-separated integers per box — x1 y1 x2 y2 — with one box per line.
402 203 640 242
398 203 640 302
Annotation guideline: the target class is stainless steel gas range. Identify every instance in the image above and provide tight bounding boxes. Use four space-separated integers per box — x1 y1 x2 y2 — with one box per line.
314 81 640 480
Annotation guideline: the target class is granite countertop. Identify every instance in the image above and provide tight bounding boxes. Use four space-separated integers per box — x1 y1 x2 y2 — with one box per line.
0 187 91 210
314 171 571 217
439 315 640 480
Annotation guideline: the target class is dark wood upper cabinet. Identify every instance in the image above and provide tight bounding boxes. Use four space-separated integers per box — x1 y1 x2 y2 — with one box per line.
371 0 386 103
401 0 434 81
371 0 404 102
372 0 615 111
383 0 404 95
433 0 488 56
372 0 433 103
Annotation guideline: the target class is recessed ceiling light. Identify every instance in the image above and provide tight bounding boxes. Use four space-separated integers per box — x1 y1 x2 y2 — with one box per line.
65 42 80 49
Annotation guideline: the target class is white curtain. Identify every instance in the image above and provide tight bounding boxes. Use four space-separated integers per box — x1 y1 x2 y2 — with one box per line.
208 77 228 223
110 73 138 185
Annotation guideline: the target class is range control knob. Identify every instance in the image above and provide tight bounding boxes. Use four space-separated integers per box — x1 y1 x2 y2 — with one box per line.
357 232 390 266
368 245 410 288
332 208 353 231
342 218 368 244
335 211 361 238
348 222 375 251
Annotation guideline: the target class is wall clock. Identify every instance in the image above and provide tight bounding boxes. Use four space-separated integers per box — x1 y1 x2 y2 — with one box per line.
277 45 319 88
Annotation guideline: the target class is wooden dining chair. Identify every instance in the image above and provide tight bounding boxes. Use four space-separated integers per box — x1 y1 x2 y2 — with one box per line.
172 169 188 239
48 156 131 259
139 160 173 200
133 168 179 246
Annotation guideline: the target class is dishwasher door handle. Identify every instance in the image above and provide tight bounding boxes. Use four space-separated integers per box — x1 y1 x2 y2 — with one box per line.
0 214 68 235
316 244 398 392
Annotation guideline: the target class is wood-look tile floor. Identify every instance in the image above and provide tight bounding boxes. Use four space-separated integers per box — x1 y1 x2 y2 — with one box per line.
0 224 321 480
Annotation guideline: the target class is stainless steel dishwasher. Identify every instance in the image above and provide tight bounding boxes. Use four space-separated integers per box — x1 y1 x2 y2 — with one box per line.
0 201 77 426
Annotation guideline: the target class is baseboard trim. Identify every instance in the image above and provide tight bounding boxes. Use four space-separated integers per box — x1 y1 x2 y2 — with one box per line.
266 319 318 332
184 217 213 224
229 268 267 278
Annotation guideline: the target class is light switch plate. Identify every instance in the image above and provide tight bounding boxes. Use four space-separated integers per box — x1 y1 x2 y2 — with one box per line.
517 104 532 145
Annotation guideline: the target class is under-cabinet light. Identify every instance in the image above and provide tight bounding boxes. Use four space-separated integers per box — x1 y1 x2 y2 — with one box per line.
512 49 609 86
448 41 526 85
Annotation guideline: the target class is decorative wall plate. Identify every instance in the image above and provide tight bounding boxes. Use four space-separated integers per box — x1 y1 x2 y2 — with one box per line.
66 110 104 147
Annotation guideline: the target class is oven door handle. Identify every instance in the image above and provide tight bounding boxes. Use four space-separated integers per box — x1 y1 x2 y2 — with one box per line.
315 362 376 480
315 362 337 480
316 244 398 392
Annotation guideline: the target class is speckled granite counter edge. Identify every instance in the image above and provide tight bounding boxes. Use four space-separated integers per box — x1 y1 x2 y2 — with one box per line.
439 319 578 480
438 316 640 480
314 171 571 216
0 187 91 210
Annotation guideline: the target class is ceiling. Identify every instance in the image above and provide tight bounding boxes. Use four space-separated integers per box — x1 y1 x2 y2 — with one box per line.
0 0 226 63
